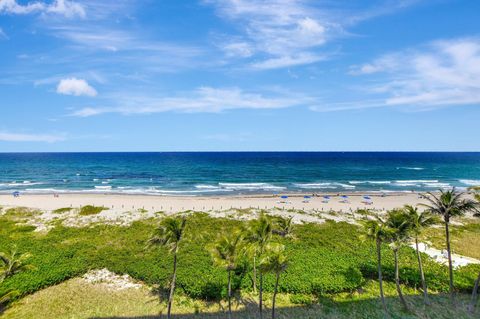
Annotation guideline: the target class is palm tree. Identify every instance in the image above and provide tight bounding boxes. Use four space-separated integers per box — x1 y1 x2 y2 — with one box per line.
259 243 288 319
403 205 438 305
210 230 244 319
421 188 478 304
0 246 35 282
272 216 294 238
359 217 390 315
0 246 35 305
468 187 480 313
148 216 187 319
246 213 273 319
385 209 411 311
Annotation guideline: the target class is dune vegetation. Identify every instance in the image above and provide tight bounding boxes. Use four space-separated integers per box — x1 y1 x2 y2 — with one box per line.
0 189 479 318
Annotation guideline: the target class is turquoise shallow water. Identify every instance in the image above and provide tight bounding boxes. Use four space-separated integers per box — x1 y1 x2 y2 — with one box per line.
0 152 479 195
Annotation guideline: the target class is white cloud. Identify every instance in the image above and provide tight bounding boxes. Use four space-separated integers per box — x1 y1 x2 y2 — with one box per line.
206 0 420 70
221 41 254 58
0 27 7 39
0 0 85 18
251 53 326 70
70 86 314 117
0 131 65 143
331 37 480 112
46 0 85 18
57 77 97 96
206 0 333 68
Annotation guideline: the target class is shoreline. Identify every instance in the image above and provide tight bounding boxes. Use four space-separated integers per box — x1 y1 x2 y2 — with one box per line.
0 192 429 214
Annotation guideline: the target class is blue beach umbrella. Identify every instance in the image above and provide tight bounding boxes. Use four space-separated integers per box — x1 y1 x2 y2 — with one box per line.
304 195 311 199
12 191 20 197
281 195 288 199
363 195 371 200
323 195 331 199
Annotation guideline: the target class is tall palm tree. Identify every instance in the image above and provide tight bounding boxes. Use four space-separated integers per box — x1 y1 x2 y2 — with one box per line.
259 243 288 319
403 205 438 305
210 230 244 319
421 188 478 304
148 216 187 319
0 246 35 282
468 187 480 313
272 216 294 238
385 209 410 311
246 213 273 319
360 217 390 315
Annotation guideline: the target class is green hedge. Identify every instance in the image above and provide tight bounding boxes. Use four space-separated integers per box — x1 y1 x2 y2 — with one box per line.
0 214 479 302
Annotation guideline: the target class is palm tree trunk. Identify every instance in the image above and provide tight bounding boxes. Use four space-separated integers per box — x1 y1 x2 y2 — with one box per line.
272 271 280 319
394 249 409 311
167 252 178 319
415 237 429 305
227 269 232 319
445 219 455 305
468 271 480 313
253 255 257 293
376 239 388 315
259 272 263 319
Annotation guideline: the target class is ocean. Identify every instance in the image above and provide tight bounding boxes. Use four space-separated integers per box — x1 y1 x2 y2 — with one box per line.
0 152 479 195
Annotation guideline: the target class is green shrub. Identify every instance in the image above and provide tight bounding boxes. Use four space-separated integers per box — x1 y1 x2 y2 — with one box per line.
78 205 108 216
52 207 73 214
290 294 314 305
0 213 478 304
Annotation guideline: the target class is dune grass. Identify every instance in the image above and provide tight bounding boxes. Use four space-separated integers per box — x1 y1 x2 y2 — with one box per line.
421 220 480 259
52 207 73 214
78 205 108 216
0 211 479 318
2 278 477 319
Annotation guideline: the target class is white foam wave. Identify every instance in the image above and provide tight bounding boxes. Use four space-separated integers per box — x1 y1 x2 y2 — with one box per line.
195 184 220 189
94 185 112 190
395 180 438 183
397 167 425 170
349 181 391 185
294 182 355 189
459 179 480 186
218 183 285 191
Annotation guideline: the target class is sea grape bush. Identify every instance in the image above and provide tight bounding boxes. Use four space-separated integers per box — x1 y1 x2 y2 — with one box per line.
0 213 479 302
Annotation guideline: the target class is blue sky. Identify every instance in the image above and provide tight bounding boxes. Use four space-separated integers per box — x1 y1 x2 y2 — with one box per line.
1 0 480 151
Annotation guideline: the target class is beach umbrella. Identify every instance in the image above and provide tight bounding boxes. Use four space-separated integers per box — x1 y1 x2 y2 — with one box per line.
341 195 348 199
323 195 331 199
281 195 288 199
304 196 311 199
12 191 20 197
363 195 371 200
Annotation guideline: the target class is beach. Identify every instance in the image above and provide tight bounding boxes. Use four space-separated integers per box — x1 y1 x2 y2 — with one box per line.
0 192 429 215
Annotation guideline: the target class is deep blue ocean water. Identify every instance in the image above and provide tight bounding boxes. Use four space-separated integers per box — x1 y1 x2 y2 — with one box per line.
1 152 480 195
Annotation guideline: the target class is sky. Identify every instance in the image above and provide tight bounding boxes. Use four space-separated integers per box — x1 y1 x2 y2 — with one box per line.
1 0 480 152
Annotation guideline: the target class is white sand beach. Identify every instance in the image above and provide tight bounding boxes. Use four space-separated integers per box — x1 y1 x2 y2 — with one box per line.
0 192 428 215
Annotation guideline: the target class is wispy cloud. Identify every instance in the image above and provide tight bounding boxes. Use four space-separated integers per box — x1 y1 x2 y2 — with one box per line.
207 0 333 69
0 0 85 18
0 131 66 142
206 0 421 70
345 37 480 110
70 86 314 117
0 27 7 39
57 77 97 96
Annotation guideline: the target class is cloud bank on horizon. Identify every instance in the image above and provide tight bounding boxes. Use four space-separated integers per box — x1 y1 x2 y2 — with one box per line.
0 0 479 150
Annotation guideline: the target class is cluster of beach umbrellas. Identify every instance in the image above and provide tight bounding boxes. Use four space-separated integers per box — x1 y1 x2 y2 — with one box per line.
277 194 374 205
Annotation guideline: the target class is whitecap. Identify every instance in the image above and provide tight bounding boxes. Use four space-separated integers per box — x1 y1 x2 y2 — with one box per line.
218 183 285 191
459 179 480 186
94 185 112 190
